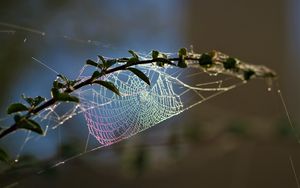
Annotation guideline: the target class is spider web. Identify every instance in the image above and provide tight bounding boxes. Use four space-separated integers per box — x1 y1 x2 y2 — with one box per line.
1 22 295 182
22 57 246 173
32 57 240 148
76 63 237 146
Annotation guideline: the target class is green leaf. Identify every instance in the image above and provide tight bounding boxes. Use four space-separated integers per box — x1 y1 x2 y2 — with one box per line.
223 57 237 69
57 93 79 103
106 59 117 68
97 55 110 69
178 48 187 56
53 80 65 89
127 67 150 85
21 94 34 105
128 57 139 64
91 71 102 80
7 103 28 114
128 50 139 59
51 88 60 99
156 62 164 67
152 50 159 59
98 56 105 63
98 55 106 64
18 118 44 135
33 96 46 106
0 147 9 163
51 88 79 103
198 53 213 66
152 51 172 67
58 93 80 103
22 95 45 107
97 56 117 69
178 48 188 68
12 115 43 135
57 74 69 83
243 70 255 80
93 80 120 96
86 59 98 67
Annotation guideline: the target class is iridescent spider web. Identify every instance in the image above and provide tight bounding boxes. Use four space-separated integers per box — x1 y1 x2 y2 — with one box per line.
73 60 240 146
7 55 244 172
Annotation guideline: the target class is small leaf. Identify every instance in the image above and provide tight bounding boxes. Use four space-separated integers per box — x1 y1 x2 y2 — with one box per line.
59 94 80 103
7 103 28 114
98 55 110 69
91 71 102 80
127 67 150 85
178 48 188 68
156 62 164 67
106 59 117 68
151 51 172 67
13 115 43 135
223 57 237 69
51 88 60 99
18 118 44 135
22 95 45 107
57 75 79 88
53 80 65 89
57 93 79 103
0 147 9 163
86 59 98 67
57 74 69 83
152 50 159 59
128 57 139 64
243 70 255 80
178 48 187 56
33 96 46 106
98 55 106 64
21 94 34 105
128 50 139 59
51 88 79 103
198 53 213 66
93 80 120 96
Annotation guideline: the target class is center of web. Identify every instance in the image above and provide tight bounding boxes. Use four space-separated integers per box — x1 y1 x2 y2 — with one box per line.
139 90 149 103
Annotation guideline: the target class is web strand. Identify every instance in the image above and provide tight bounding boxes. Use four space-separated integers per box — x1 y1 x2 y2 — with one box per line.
289 155 300 188
277 89 300 144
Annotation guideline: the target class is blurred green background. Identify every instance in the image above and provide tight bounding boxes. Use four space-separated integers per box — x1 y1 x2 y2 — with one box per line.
0 0 299 187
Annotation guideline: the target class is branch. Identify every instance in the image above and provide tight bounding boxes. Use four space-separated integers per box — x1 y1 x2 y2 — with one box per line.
0 49 277 140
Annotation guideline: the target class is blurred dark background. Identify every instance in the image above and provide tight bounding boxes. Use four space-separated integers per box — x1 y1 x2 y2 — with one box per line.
0 0 299 187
